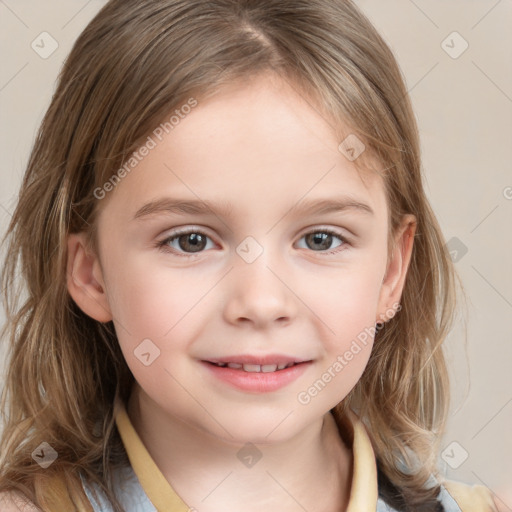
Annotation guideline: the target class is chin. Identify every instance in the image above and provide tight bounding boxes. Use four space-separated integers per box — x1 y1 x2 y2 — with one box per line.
203 412 305 446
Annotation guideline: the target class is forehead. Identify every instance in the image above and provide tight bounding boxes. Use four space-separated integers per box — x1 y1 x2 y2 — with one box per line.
97 75 387 225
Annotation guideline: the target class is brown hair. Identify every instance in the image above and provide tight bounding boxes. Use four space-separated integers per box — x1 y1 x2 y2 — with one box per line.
0 1 457 510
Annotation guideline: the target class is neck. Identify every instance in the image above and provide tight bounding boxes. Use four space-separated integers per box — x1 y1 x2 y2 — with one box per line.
127 385 352 512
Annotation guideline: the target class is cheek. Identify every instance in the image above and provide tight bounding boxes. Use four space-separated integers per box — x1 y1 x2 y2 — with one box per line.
103 252 223 387
105 255 207 339
306 262 384 338
104 261 199 397
298 261 384 398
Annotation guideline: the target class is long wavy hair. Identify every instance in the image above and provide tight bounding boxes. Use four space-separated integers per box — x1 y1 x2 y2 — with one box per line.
0 0 458 510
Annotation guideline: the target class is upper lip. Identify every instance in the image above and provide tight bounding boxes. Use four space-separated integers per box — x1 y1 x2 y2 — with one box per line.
203 354 311 365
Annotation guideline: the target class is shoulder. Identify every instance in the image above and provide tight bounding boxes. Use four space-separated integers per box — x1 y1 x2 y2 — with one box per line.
441 479 499 512
82 464 156 512
377 480 499 512
0 491 41 512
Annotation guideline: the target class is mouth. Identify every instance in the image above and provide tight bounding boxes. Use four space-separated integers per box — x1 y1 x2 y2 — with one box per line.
201 356 312 393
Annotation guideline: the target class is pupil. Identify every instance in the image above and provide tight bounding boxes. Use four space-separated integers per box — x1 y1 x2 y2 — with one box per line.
307 232 331 250
180 233 205 252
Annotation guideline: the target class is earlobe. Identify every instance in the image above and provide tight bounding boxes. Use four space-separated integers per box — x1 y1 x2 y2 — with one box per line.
66 233 113 323
376 215 416 323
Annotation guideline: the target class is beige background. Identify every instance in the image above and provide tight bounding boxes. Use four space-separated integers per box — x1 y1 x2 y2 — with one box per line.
0 0 511 507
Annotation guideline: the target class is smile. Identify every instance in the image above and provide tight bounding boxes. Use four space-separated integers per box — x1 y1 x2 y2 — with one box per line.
201 356 312 393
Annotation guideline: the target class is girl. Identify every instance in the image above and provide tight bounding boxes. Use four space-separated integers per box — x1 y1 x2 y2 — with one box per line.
0 0 500 511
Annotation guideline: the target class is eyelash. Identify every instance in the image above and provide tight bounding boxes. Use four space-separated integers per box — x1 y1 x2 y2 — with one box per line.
155 227 350 258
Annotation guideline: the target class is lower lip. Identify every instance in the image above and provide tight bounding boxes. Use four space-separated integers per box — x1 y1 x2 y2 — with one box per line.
201 361 311 393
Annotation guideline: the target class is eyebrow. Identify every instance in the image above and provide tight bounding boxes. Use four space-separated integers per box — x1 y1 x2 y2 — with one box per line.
133 196 374 221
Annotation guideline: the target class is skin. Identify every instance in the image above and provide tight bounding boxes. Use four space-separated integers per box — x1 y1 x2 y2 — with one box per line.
66 73 416 511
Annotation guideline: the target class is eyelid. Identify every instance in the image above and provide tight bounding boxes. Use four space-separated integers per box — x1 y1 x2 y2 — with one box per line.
160 224 353 241
298 224 352 241
160 225 215 240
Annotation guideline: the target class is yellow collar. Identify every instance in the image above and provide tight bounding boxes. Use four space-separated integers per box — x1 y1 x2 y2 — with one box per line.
114 400 378 511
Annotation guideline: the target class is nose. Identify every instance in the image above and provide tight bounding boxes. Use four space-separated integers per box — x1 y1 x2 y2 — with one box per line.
223 250 298 329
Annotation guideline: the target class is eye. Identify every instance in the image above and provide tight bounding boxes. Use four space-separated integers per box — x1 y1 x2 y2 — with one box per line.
156 227 349 257
157 229 215 256
296 229 348 255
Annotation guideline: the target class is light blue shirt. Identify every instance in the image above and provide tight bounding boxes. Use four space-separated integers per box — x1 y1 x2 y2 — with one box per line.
81 464 463 512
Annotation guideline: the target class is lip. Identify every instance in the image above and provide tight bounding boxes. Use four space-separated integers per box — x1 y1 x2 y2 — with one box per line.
201 355 313 393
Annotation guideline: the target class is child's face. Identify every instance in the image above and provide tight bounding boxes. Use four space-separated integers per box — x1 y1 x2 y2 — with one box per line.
69 74 414 444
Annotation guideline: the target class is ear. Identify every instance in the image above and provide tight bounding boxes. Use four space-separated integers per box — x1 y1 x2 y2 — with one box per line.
376 214 416 323
66 232 113 323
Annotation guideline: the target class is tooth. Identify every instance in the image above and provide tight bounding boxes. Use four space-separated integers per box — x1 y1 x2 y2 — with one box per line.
227 363 243 369
277 363 287 370
243 364 261 372
261 364 278 373
216 362 227 367
285 362 295 368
